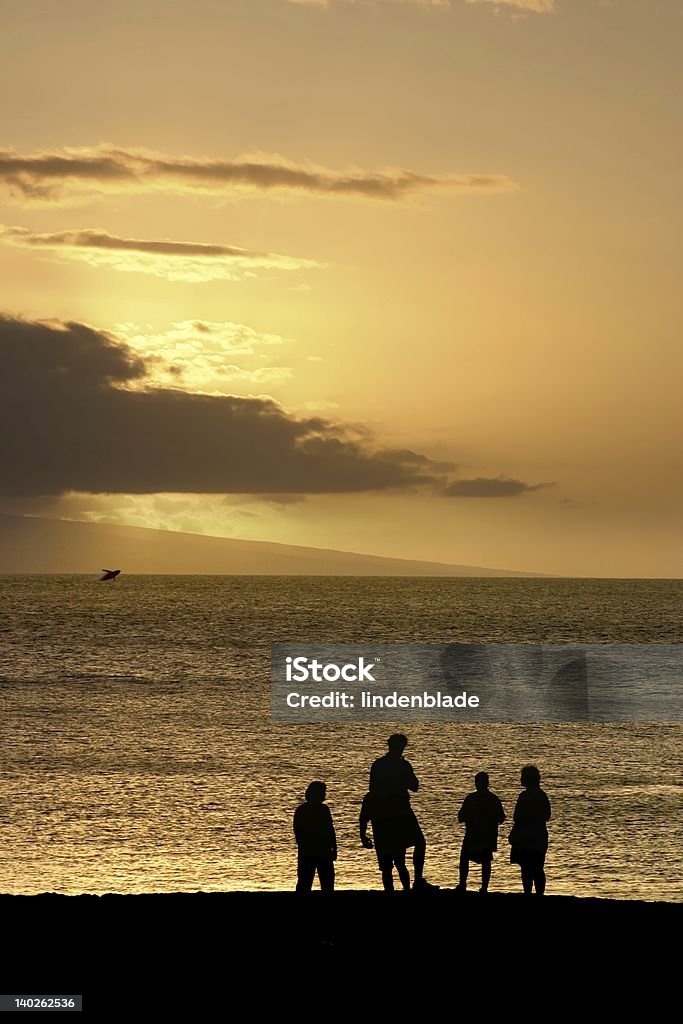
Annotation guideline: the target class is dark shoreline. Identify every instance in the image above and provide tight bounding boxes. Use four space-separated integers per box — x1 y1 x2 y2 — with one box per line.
3 891 680 1004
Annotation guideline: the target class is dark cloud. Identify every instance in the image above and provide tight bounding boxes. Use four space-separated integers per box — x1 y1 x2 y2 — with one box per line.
442 476 554 498
224 493 308 506
1 225 317 281
2 225 316 264
0 145 517 205
0 315 439 497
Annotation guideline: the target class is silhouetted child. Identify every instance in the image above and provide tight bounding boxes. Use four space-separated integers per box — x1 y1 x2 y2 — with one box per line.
360 791 410 892
293 781 337 893
508 765 551 896
456 771 506 893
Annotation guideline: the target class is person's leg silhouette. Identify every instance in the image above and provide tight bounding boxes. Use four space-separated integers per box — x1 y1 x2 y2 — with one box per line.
378 853 395 891
413 830 426 884
394 852 410 891
296 855 317 892
317 857 335 894
534 866 546 896
458 852 470 890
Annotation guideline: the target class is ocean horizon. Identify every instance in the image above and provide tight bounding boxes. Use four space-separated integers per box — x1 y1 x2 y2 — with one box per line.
1 575 681 901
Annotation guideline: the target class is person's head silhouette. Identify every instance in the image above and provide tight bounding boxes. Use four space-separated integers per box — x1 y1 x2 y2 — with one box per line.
475 771 489 791
520 765 541 788
305 781 326 803
387 733 408 755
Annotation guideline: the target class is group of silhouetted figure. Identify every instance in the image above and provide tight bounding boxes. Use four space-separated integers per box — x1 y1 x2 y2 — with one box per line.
293 734 552 895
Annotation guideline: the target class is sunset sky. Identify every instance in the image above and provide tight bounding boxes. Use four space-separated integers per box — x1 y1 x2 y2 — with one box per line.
1 0 681 576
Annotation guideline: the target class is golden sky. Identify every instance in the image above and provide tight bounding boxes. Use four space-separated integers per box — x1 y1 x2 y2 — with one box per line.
1 0 681 576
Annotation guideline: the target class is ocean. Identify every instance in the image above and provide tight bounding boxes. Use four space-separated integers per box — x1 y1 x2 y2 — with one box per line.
1 575 681 901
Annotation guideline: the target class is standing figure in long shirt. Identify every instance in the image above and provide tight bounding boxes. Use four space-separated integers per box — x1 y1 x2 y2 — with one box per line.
509 765 552 895
368 734 438 891
359 791 410 892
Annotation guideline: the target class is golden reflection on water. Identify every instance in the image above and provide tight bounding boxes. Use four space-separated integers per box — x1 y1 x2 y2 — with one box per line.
1 576 681 900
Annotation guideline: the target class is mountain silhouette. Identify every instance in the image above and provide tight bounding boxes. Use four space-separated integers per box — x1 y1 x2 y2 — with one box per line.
0 514 543 576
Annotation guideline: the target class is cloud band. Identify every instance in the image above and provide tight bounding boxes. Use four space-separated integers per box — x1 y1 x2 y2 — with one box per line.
0 145 517 206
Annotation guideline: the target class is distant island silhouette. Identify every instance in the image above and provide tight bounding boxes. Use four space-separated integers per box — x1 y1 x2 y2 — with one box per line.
0 514 545 576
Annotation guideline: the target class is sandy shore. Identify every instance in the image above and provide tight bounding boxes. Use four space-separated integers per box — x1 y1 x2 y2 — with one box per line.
3 891 679 1005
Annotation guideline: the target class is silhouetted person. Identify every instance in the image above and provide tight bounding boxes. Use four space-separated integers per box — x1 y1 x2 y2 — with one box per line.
456 771 506 894
509 765 551 895
360 792 410 892
369 734 438 891
293 781 337 893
